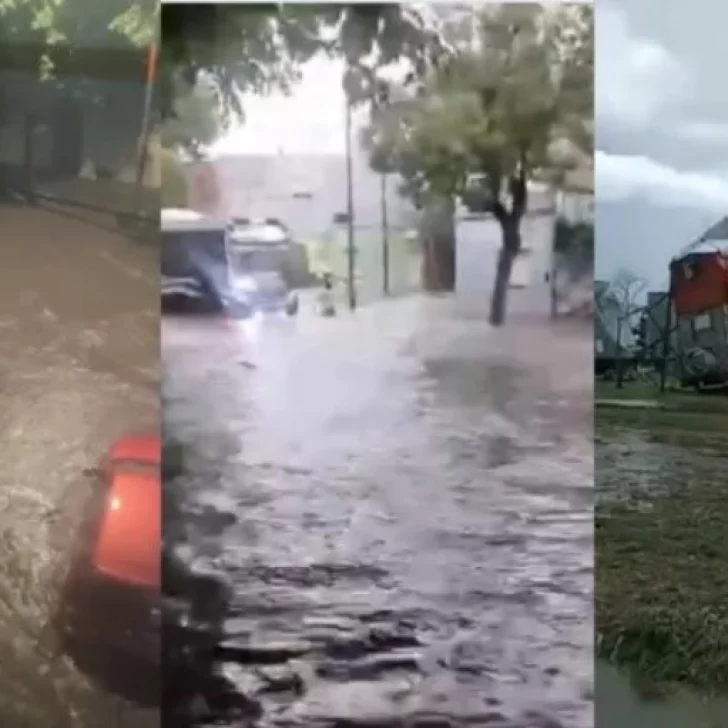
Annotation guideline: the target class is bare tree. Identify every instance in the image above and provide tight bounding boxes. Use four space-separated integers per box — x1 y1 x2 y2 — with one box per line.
609 268 646 386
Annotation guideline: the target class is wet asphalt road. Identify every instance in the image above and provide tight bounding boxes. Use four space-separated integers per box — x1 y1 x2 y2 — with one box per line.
163 295 593 727
0 204 158 726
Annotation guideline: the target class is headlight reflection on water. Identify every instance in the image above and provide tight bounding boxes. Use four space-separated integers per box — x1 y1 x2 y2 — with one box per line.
236 310 265 346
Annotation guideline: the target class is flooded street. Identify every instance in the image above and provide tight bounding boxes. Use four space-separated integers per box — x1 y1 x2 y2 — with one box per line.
0 205 158 726
164 295 593 727
596 403 728 725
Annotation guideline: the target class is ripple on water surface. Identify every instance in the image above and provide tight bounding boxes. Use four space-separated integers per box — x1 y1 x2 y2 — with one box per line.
163 298 593 727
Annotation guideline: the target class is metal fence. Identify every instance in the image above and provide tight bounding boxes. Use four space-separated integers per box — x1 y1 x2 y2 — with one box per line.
550 217 594 318
304 224 422 306
0 45 156 236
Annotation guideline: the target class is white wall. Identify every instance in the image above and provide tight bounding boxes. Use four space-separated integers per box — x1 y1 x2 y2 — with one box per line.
455 184 556 312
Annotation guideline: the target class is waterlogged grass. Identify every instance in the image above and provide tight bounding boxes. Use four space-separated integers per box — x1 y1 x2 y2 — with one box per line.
597 402 728 694
595 379 728 415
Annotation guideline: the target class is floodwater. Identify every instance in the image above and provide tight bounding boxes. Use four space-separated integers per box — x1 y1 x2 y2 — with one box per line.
597 660 728 728
595 409 727 505
596 406 728 726
163 294 594 727
0 206 158 726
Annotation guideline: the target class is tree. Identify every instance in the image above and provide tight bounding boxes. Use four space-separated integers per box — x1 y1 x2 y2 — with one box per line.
361 3 593 324
0 0 158 179
158 80 223 209
160 147 189 208
610 268 646 325
0 1 157 86
160 4 451 120
609 267 646 387
160 79 222 155
632 313 647 357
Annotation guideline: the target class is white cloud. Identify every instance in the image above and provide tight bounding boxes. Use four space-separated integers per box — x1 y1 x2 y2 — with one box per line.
596 3 690 132
596 151 728 211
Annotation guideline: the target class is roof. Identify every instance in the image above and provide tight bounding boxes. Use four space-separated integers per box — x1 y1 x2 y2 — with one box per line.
161 207 227 232
229 221 290 245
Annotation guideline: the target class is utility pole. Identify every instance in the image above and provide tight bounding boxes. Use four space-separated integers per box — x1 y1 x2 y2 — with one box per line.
343 76 357 311
134 42 157 218
380 172 390 295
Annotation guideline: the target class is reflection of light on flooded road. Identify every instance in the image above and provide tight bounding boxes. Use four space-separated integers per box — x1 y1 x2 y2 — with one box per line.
167 296 594 727
237 310 265 346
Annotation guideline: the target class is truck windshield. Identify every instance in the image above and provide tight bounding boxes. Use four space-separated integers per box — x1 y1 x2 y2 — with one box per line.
162 229 232 310
232 247 282 274
162 229 228 278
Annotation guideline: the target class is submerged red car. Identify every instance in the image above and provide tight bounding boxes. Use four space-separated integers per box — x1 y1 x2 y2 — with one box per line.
55 434 161 675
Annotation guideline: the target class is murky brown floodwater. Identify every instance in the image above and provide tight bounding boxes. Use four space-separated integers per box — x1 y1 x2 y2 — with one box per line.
163 295 593 727
0 205 158 726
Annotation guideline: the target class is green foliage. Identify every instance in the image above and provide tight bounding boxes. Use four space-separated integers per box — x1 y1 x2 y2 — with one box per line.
160 147 188 207
0 0 158 152
160 4 449 120
160 79 222 155
553 216 593 256
362 4 593 230
0 0 157 74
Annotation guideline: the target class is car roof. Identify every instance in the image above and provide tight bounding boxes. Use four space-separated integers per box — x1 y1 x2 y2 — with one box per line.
229 219 289 245
108 435 161 466
162 207 227 233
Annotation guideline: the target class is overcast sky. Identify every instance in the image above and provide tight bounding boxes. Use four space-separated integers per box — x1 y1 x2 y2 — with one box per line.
211 56 350 156
596 0 728 290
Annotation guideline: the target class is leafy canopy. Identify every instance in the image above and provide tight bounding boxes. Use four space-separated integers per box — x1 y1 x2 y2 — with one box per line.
160 78 222 155
361 4 593 230
160 4 451 120
0 0 157 75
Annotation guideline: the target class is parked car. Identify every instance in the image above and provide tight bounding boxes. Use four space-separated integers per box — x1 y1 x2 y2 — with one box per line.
53 434 161 701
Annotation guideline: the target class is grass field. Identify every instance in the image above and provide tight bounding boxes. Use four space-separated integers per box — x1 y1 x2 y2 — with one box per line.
596 387 728 695
596 379 728 414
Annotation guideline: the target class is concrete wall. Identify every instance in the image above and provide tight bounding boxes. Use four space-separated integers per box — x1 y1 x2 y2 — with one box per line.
0 67 147 189
189 150 417 242
455 183 555 311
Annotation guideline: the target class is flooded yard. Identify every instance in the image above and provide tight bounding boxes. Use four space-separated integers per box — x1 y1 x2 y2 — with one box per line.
596 396 728 722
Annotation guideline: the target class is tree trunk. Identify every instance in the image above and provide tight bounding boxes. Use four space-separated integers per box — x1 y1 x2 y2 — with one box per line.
488 222 521 326
422 235 455 291
420 195 456 292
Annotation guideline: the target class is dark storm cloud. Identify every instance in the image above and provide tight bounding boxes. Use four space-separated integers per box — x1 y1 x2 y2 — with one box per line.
595 0 728 288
